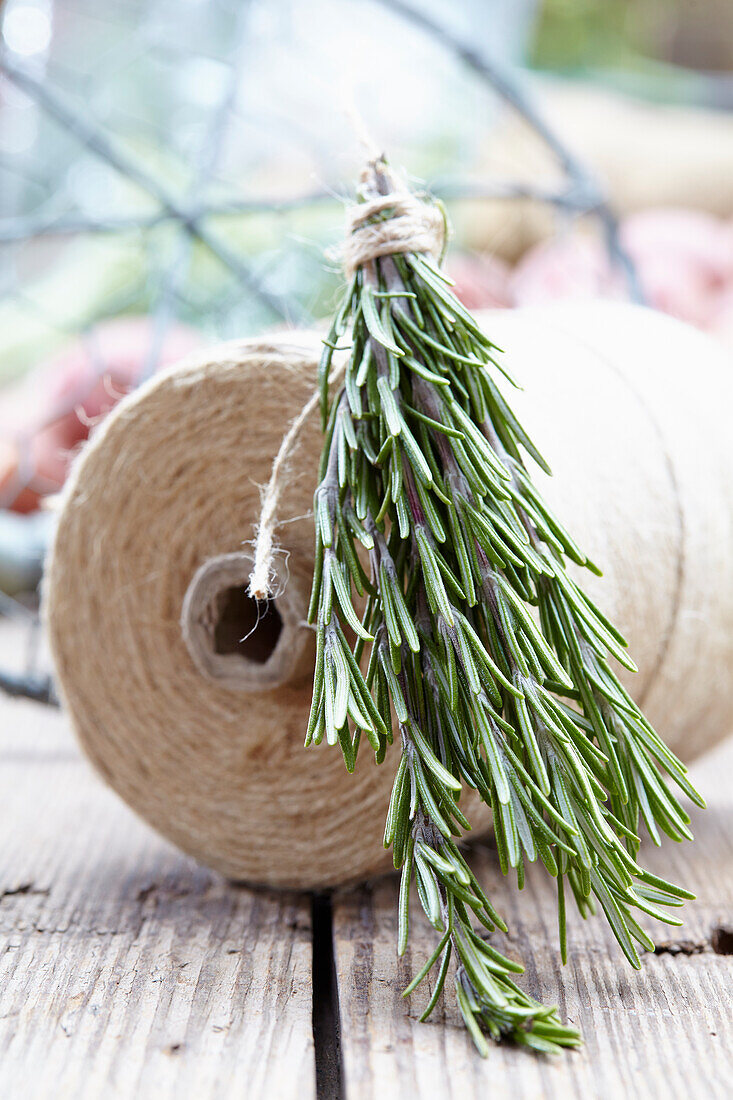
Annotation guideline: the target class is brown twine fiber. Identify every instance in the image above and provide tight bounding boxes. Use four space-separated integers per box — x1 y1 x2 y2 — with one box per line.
45 304 733 889
247 375 340 602
341 170 446 278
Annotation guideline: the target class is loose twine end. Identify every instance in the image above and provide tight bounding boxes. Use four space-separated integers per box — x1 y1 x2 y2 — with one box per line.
247 160 446 601
247 387 322 602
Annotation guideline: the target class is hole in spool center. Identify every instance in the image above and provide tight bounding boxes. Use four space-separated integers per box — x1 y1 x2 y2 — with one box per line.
212 587 283 665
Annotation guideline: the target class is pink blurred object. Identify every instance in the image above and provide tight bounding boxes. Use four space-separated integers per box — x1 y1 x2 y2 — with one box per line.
509 235 626 306
711 287 733 352
511 209 733 339
623 210 733 328
0 317 202 513
622 210 733 284
445 253 515 310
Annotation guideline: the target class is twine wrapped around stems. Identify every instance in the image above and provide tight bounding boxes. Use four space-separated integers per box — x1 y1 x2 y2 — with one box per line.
45 304 733 888
340 184 446 278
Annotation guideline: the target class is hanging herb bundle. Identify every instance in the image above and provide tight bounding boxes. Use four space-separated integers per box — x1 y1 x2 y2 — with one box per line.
306 158 703 1054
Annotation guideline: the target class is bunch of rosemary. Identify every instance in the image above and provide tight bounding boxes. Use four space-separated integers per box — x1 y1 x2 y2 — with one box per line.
307 158 702 1054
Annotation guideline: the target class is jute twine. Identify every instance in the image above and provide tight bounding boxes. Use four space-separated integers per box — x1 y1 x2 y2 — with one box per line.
340 188 445 278
248 163 444 601
45 305 733 889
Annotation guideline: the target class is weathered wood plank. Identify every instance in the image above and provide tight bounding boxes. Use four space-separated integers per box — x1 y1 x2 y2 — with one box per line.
333 738 733 1100
0 696 315 1100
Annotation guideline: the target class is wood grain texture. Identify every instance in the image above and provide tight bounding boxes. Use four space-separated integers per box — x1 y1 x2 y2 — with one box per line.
0 694 315 1100
332 737 733 1100
1 601 731 1100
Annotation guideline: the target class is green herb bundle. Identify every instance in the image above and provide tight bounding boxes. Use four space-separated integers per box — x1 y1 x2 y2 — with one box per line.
307 158 702 1054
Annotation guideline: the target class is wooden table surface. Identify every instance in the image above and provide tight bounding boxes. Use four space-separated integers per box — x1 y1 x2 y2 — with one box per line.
0 636 731 1099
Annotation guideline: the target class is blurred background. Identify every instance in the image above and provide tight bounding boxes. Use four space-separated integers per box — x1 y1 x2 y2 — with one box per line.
0 0 731 696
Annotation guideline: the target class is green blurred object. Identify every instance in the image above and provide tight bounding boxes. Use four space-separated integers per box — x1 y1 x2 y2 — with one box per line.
533 0 733 106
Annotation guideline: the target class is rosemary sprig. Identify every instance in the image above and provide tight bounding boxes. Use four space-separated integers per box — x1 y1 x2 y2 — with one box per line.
307 158 702 1054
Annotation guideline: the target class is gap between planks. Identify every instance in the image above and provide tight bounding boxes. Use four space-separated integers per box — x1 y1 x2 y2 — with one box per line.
330 736 733 1100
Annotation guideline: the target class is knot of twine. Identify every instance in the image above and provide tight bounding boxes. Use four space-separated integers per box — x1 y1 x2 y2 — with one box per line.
341 187 446 278
248 167 445 601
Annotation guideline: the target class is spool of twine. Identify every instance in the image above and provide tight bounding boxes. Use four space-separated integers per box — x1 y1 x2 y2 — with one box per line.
45 304 733 889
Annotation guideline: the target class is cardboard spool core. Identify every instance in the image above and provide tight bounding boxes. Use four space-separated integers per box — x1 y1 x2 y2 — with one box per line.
181 552 312 692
